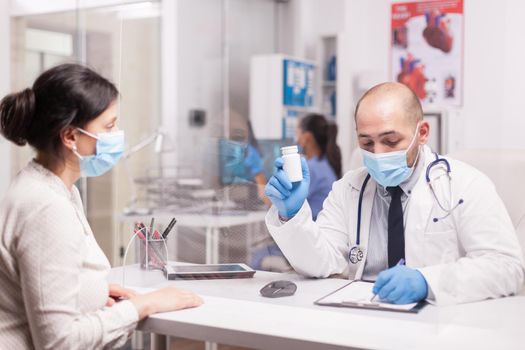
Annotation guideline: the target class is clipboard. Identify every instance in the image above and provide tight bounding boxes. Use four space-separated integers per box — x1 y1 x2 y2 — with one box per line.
314 280 426 314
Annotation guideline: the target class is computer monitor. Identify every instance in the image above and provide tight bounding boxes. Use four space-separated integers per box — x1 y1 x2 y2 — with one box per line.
257 139 289 180
218 138 290 185
218 138 248 185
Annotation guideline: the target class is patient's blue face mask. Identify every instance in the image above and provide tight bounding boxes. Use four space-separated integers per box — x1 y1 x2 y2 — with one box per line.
360 124 420 187
73 128 125 177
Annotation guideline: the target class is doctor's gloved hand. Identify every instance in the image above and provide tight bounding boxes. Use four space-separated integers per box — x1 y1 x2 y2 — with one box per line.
264 157 310 220
372 265 428 304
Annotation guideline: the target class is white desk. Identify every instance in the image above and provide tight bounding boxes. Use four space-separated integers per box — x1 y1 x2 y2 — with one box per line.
118 211 267 264
109 264 525 350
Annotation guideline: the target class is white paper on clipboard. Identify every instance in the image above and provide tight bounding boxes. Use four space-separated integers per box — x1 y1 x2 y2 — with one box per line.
316 280 418 312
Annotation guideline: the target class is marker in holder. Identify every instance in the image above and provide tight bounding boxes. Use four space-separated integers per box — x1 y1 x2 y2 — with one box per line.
133 222 168 270
121 220 171 287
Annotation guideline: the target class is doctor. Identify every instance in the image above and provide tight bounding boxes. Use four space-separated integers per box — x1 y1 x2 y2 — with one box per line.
264 82 524 305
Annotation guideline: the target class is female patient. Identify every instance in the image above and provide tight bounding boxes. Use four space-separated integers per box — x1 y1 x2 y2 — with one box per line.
0 64 202 349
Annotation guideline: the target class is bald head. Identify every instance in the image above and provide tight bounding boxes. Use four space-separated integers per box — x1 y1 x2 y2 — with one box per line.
354 82 429 163
354 82 423 127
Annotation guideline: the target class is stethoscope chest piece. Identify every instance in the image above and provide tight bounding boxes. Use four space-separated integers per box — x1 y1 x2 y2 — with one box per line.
349 245 364 264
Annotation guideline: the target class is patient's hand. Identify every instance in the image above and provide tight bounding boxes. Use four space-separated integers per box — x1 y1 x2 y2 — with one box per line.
106 283 137 307
130 287 204 320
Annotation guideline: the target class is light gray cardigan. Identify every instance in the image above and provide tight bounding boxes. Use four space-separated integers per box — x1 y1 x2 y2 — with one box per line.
0 161 138 349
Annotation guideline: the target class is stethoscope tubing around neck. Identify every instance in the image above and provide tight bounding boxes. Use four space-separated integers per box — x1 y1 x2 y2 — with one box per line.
356 173 371 246
426 152 464 222
354 151 462 248
425 152 450 182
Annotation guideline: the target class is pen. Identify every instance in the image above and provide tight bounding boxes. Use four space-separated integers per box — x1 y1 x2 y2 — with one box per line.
149 217 155 239
370 258 405 303
153 230 161 239
138 222 148 239
162 217 177 239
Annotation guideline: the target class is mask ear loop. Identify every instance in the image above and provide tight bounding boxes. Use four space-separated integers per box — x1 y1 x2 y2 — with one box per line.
407 122 421 150
72 144 84 160
410 144 421 168
407 122 423 168
77 128 100 140
73 128 100 160
408 121 422 154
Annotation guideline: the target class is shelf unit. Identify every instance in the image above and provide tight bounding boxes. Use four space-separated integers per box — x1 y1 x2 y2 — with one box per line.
317 35 338 120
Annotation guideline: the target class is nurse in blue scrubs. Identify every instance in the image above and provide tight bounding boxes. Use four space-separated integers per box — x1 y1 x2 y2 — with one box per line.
296 113 342 220
251 114 341 270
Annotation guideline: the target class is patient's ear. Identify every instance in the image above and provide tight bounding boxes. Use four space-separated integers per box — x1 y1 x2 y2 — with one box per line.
61 126 79 151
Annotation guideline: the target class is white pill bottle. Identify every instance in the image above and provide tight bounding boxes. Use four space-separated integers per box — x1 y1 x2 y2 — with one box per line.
281 145 303 183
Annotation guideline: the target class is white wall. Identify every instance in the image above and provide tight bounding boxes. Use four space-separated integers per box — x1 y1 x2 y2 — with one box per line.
338 0 391 171
339 0 525 172
464 0 525 150
283 0 346 59
0 0 11 197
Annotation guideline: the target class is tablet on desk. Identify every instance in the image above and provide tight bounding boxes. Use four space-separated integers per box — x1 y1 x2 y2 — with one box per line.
164 263 256 280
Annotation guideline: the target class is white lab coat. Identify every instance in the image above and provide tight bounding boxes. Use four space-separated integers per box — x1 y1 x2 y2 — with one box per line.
266 145 525 305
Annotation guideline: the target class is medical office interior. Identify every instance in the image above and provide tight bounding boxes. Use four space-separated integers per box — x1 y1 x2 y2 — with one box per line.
1 0 525 349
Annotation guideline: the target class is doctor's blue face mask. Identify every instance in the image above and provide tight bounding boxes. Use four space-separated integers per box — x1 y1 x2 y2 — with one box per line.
360 124 421 187
72 128 125 177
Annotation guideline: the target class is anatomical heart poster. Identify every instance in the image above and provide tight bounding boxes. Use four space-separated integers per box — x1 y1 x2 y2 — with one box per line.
391 0 463 106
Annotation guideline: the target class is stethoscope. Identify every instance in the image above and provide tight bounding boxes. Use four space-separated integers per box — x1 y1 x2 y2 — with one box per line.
349 152 464 264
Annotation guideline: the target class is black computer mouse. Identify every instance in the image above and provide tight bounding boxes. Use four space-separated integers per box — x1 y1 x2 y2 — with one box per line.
260 280 297 298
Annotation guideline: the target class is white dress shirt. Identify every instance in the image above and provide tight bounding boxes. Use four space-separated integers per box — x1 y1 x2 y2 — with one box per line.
362 152 425 280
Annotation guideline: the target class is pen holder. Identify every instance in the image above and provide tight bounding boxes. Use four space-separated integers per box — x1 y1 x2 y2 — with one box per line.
139 237 168 270
130 225 169 271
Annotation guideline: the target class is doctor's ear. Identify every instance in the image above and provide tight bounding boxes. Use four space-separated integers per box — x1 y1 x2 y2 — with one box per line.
417 121 430 145
60 127 79 151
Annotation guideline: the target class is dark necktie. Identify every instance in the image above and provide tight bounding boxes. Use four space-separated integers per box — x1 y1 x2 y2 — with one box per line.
387 186 405 267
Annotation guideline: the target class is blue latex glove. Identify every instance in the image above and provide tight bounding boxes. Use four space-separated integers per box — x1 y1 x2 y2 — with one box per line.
264 157 310 219
372 265 428 304
244 144 264 177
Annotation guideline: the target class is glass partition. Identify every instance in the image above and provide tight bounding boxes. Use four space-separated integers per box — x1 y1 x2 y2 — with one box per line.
10 1 162 263
10 0 328 274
